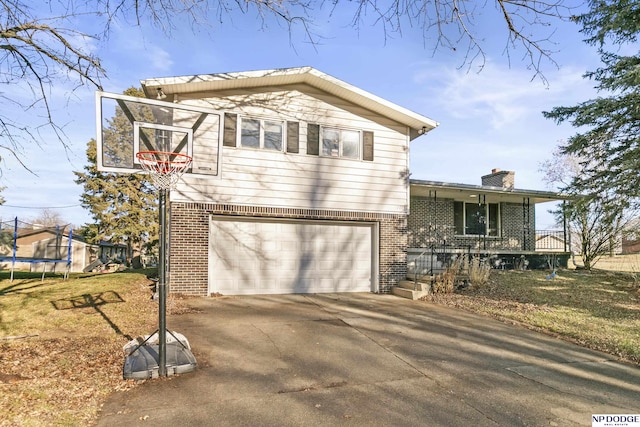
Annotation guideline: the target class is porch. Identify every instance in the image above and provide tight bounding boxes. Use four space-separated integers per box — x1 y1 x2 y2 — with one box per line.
407 172 571 276
407 233 570 277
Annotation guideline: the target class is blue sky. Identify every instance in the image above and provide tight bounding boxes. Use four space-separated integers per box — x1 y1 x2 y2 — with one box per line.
0 2 600 228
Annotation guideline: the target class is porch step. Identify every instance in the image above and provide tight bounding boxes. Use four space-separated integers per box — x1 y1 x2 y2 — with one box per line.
391 280 432 300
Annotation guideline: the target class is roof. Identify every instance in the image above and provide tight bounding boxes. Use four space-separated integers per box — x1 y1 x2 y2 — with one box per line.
140 67 439 140
410 179 570 204
10 227 93 245
99 240 127 248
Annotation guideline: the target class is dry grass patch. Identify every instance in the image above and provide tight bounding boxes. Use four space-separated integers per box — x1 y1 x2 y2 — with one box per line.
0 270 163 426
425 269 640 365
582 253 640 273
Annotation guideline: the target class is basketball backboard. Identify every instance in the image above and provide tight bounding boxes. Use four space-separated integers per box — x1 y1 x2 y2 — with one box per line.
95 91 223 176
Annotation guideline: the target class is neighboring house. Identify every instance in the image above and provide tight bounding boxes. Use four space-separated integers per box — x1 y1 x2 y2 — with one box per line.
138 67 568 296
98 241 128 264
0 226 99 273
535 233 567 253
79 240 129 272
621 220 640 254
622 238 640 255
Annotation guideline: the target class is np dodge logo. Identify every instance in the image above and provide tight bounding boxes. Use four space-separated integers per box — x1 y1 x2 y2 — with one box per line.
592 414 640 427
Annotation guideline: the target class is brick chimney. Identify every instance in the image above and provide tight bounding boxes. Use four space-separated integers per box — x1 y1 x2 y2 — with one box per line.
481 168 515 189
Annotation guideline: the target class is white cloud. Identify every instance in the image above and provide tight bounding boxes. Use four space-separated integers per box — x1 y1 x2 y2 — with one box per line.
413 60 595 130
108 25 175 74
147 45 174 72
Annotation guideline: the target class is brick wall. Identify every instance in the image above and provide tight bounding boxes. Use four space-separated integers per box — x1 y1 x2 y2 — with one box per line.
501 202 535 251
481 170 515 189
408 197 535 251
407 197 455 247
169 202 407 295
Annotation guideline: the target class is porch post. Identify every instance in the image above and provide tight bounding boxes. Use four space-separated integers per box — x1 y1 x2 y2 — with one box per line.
522 197 531 251
562 200 568 253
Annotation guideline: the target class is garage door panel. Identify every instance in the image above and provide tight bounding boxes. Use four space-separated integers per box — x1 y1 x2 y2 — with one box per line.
257 279 276 290
209 218 374 295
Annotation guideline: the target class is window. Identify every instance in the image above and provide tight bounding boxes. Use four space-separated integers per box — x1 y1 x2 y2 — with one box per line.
224 113 298 153
454 202 500 236
240 118 283 151
321 127 360 159
307 124 374 161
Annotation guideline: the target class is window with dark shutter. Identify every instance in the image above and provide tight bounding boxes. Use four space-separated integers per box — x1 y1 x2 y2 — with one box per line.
363 131 374 161
307 123 319 156
287 122 299 154
223 113 237 147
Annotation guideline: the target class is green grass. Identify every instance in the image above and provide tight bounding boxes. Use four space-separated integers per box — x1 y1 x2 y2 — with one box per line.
428 269 640 364
0 270 158 426
0 270 157 336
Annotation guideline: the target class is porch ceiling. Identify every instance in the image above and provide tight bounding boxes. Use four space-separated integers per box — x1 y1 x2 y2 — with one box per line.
410 179 570 204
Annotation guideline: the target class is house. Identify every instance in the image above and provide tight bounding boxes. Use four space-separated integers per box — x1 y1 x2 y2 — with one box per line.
536 233 567 253
0 224 99 273
622 237 640 255
139 67 437 295
136 67 567 296
98 240 128 264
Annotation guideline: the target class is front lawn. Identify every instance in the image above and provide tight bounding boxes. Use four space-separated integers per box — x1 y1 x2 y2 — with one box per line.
2 267 639 426
0 270 158 426
426 269 640 365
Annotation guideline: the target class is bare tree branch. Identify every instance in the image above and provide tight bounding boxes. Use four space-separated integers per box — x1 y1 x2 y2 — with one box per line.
1 0 575 172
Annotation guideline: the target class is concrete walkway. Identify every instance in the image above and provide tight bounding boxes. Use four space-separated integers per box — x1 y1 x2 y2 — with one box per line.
97 293 640 426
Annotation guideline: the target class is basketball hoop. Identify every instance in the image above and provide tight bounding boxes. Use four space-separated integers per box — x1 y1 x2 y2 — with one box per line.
136 151 192 191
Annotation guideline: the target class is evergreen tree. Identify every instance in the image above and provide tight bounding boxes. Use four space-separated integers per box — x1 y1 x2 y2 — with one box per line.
74 88 158 264
543 0 640 203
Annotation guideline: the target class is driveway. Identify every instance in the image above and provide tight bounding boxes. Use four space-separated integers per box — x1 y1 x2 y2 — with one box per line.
97 293 640 426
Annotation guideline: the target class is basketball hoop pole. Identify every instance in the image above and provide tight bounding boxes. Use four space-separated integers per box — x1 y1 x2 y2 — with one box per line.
158 188 168 377
135 151 192 378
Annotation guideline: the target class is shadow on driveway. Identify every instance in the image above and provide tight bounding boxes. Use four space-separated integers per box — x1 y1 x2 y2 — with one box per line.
98 293 640 426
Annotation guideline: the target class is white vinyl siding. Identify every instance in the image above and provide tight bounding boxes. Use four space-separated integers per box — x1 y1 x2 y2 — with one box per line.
174 89 410 214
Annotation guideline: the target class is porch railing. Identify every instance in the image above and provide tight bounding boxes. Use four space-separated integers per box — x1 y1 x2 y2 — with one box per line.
408 244 472 285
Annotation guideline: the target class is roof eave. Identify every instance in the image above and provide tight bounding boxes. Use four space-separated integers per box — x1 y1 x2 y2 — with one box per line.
410 179 571 204
141 67 439 136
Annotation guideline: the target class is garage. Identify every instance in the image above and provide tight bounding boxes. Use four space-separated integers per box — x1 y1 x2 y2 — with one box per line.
208 216 377 295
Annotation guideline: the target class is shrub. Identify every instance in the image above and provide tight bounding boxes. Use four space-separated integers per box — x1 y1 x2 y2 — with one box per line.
432 255 464 294
469 256 491 287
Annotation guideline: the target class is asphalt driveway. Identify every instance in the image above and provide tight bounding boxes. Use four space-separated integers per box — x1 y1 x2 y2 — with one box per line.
97 293 640 426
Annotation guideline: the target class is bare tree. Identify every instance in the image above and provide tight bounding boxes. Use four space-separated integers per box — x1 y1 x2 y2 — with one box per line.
346 0 573 81
540 147 636 270
30 209 67 227
2 0 574 168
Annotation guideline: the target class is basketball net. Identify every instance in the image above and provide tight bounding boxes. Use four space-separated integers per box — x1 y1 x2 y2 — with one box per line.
136 151 192 191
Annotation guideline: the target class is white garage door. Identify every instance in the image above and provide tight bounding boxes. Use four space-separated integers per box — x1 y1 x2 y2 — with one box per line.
208 217 376 295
